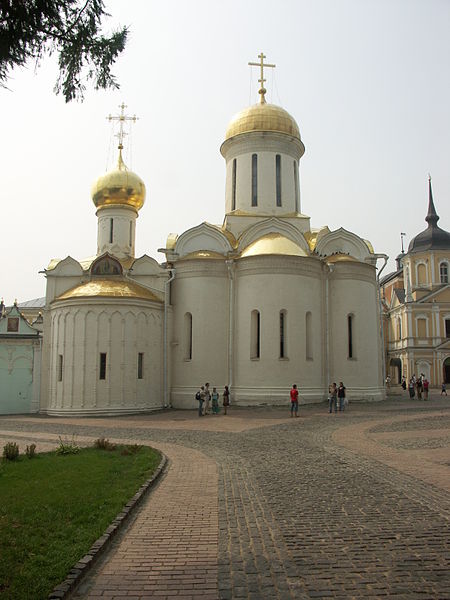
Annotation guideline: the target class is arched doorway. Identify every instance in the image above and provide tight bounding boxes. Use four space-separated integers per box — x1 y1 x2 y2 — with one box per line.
444 357 450 384
389 358 402 384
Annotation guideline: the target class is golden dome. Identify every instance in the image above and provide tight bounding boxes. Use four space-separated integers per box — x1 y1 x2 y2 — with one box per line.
225 102 301 141
91 149 146 212
55 278 162 302
240 233 308 258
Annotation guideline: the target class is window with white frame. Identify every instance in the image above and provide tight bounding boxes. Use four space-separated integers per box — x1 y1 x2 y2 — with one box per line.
440 262 448 284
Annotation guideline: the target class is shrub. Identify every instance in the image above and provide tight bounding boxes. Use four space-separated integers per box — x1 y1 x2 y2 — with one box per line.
120 444 142 456
56 435 80 455
3 442 19 461
94 437 116 451
25 444 37 459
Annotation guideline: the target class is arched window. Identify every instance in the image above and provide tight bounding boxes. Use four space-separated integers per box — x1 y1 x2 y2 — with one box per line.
397 317 402 340
251 310 260 359
417 263 427 285
293 161 299 212
306 311 313 360
348 314 354 358
440 262 449 284
91 255 122 276
184 313 193 360
251 154 258 207
279 310 287 358
276 154 282 206
232 158 237 211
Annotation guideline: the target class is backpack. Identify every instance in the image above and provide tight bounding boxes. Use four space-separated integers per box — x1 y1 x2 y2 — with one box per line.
195 391 201 401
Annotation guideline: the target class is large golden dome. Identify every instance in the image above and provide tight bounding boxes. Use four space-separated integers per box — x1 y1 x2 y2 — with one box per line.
91 149 146 212
225 102 301 141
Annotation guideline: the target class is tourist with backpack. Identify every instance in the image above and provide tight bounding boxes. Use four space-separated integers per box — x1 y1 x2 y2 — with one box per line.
196 386 205 417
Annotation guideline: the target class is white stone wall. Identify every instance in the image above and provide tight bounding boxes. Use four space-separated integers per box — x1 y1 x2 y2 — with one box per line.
233 255 325 405
222 133 303 216
47 298 163 415
97 206 137 259
169 260 229 407
328 262 384 400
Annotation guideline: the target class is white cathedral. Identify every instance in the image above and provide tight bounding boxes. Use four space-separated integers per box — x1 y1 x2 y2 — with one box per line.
36 57 385 415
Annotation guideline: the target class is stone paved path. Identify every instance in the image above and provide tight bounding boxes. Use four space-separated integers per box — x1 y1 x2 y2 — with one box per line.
1 396 449 599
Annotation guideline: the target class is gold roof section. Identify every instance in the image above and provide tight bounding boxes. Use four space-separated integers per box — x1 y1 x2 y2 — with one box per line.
181 250 226 260
46 255 135 272
225 102 301 142
240 233 308 258
55 279 162 302
91 149 146 212
325 254 358 264
363 239 375 254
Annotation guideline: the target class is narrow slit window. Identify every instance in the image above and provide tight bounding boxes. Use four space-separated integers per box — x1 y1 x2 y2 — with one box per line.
138 353 144 379
251 310 260 359
57 354 63 382
276 154 282 206
129 222 133 246
306 311 313 360
348 315 354 358
99 353 107 380
109 218 114 243
251 154 258 206
294 161 299 212
280 310 286 358
232 158 237 211
184 312 193 360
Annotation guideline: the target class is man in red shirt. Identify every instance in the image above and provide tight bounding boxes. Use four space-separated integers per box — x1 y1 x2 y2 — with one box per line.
290 384 299 417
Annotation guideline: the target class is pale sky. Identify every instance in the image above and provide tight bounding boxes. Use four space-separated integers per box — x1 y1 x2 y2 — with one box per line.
1 0 449 304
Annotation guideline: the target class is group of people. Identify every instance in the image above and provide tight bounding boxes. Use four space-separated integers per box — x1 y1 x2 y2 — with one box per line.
401 374 448 399
196 383 230 416
290 382 348 416
328 382 347 413
402 374 430 400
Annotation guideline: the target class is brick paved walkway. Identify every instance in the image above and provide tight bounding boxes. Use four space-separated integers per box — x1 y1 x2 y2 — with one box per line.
1 396 449 599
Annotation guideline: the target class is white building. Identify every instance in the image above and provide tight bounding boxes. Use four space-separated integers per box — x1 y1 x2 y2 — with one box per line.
36 61 385 416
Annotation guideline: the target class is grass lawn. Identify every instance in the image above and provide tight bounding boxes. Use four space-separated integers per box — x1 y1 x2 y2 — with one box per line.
0 442 161 600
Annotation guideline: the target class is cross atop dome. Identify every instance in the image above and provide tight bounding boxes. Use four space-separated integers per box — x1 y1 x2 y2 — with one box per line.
107 102 138 150
248 52 275 104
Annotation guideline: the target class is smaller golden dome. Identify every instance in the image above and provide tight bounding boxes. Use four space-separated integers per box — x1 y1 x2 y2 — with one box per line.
225 102 301 141
91 149 146 211
240 233 308 258
55 278 162 302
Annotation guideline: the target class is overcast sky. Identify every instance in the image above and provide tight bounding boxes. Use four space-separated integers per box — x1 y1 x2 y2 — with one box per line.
2 0 449 304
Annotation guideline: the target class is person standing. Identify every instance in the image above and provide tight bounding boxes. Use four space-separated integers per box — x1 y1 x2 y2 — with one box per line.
204 382 211 415
408 378 415 399
223 385 230 415
423 378 429 400
416 377 423 400
337 382 346 412
290 384 299 417
329 383 337 413
401 376 407 391
211 387 220 414
441 382 447 396
197 385 205 417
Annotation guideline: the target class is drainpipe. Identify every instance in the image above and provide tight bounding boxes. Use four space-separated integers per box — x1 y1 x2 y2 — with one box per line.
226 259 235 395
163 268 176 408
325 263 334 394
376 255 388 389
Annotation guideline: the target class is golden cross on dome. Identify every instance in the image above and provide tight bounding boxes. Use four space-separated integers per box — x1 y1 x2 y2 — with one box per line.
107 102 138 149
248 52 276 104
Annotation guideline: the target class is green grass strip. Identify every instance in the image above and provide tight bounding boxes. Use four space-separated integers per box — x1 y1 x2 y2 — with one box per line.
0 444 161 600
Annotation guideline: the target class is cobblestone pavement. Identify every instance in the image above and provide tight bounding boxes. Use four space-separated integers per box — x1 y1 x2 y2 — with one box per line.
1 396 450 599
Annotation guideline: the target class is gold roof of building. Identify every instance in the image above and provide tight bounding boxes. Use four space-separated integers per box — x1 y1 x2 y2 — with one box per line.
91 149 146 212
55 279 162 302
240 233 308 258
225 102 301 141
325 254 358 264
